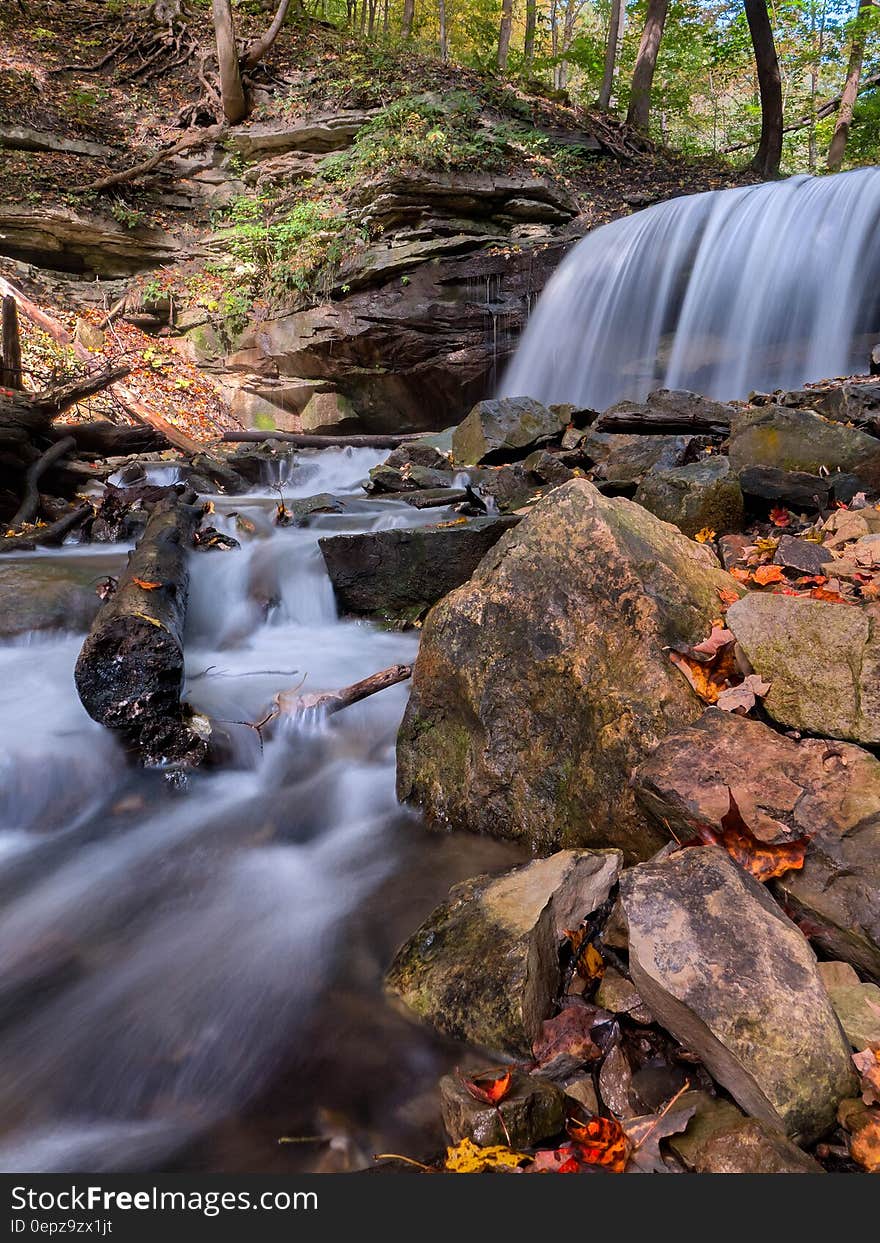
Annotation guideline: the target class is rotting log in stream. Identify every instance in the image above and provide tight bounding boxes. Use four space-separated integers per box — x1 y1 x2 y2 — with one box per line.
74 487 207 769
220 430 424 450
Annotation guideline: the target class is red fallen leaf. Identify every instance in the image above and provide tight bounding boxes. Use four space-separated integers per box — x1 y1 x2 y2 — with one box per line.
532 1005 603 1068
687 790 809 882
462 1068 513 1106
794 575 827 586
532 1144 583 1173
692 625 735 656
566 1112 631 1173
132 577 161 590
753 564 785 585
769 507 791 527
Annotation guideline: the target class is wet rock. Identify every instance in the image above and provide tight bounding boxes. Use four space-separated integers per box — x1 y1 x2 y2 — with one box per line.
772 534 829 575
634 708 880 981
451 397 568 466
726 593 880 744
781 380 880 427
476 463 537 512
598 1045 636 1118
668 1092 824 1173
367 463 455 493
871 346 880 377
817 963 880 1048
595 967 652 1024
634 455 744 538
390 488 468 509
440 1072 564 1147
582 431 693 486
397 479 742 858
562 1076 598 1114
383 443 451 472
739 465 831 510
521 450 577 487
385 849 621 1055
729 405 880 490
618 848 856 1142
319 515 518 620
291 493 345 524
300 391 360 433
0 560 103 638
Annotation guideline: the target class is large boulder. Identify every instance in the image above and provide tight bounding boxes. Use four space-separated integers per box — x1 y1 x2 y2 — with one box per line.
451 397 568 466
385 849 621 1055
634 708 880 981
729 405 880 490
618 848 856 1144
397 478 743 858
318 516 518 621
634 456 744 538
725 593 880 744
581 432 694 486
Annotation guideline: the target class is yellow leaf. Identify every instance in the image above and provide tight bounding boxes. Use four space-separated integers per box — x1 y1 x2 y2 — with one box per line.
694 527 716 544
132 611 166 630
444 1139 530 1173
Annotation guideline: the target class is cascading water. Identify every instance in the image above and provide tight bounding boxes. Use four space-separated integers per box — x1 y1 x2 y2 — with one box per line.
0 449 522 1173
500 167 880 410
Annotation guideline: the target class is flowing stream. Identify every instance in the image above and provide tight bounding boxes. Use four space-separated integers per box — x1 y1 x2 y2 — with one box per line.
501 166 880 410
0 449 522 1173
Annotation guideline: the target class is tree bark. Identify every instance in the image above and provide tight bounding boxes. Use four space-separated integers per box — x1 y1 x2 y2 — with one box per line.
497 0 515 70
212 0 248 124
1 295 23 390
74 489 207 768
827 0 871 171
626 0 670 131
12 436 76 527
594 406 731 436
438 0 448 60
401 0 415 37
744 0 784 177
51 421 166 457
242 0 294 69
523 0 537 67
220 430 423 448
0 503 91 554
598 0 625 109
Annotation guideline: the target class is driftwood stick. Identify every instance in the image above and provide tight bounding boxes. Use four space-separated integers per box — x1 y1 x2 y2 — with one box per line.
1 295 23 390
12 435 76 527
221 431 423 449
273 663 413 720
75 123 226 194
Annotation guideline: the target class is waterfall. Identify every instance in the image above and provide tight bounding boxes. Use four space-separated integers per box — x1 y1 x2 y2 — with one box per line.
500 167 880 410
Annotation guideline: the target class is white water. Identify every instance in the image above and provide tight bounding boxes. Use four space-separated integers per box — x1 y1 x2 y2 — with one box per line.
0 449 521 1173
501 167 880 410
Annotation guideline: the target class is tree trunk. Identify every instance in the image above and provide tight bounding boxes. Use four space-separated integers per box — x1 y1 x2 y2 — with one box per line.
242 0 294 70
221 430 422 448
212 0 248 124
744 0 784 177
827 0 871 171
626 0 670 131
497 0 515 70
598 0 625 109
401 0 415 37
1 295 23 390
523 0 537 67
438 0 448 60
75 490 207 768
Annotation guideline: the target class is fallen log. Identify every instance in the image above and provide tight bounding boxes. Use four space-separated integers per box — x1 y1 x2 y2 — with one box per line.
0 366 131 434
51 420 166 457
273 663 413 720
593 405 731 436
12 435 76 527
220 430 424 449
74 488 206 767
0 502 91 553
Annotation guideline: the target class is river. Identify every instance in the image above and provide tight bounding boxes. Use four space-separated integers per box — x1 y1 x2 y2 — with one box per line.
0 448 522 1174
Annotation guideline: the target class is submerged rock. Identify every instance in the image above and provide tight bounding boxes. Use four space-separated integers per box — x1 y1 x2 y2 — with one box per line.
634 708 880 981
451 397 568 465
318 515 518 621
440 1073 564 1148
397 478 742 858
729 405 880 490
634 455 744 538
385 849 621 1056
619 848 855 1143
0 560 103 638
725 593 880 744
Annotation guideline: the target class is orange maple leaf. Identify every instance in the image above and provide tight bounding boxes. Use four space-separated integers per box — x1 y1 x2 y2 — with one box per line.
462 1068 513 1106
566 1112 631 1174
753 564 785 586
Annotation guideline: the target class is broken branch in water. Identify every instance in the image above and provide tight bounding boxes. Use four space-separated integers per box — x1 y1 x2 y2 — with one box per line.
273 663 414 720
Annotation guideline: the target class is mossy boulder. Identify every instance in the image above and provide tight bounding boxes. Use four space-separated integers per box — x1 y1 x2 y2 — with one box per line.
725 593 880 744
668 1093 823 1174
729 405 880 489
397 478 744 858
451 397 568 466
634 456 744 538
582 431 693 486
386 849 621 1055
619 848 856 1144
